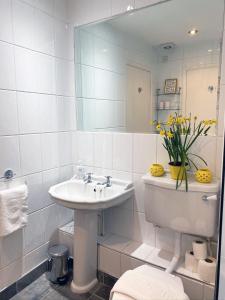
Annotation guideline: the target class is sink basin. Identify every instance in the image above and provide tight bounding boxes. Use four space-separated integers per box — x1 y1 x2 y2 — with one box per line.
49 175 134 294
49 175 134 210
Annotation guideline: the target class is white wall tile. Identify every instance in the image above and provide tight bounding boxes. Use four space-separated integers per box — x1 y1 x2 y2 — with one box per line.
55 58 74 96
0 258 23 290
42 205 59 243
77 132 94 166
57 97 75 131
35 0 54 14
98 246 121 278
120 254 144 274
203 284 214 300
33 9 54 55
190 136 217 175
0 229 23 269
55 20 73 60
0 42 16 90
156 135 169 168
23 210 45 254
68 0 111 26
180 275 204 300
41 133 59 170
58 232 73 256
26 172 45 213
113 133 132 172
23 242 49 275
17 92 41 134
133 134 157 174
54 0 69 21
0 136 20 177
133 173 146 213
42 168 59 207
58 132 72 166
0 90 18 136
20 134 42 175
94 133 113 169
111 0 135 15
40 95 58 133
12 0 35 49
15 47 55 94
0 0 13 43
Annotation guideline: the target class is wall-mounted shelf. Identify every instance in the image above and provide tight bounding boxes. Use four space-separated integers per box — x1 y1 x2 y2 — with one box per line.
156 108 181 111
156 87 182 122
156 87 182 96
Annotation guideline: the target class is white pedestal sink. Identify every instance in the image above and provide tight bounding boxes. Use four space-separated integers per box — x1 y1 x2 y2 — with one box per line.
49 175 134 294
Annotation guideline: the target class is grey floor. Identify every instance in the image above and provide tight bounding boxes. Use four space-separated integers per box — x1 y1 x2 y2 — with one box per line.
11 274 112 300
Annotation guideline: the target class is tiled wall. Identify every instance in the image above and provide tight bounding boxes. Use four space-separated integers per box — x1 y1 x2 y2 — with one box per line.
73 131 222 252
68 0 225 296
0 0 75 291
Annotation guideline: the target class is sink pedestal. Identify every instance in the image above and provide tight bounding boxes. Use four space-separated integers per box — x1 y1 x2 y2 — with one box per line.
71 210 98 294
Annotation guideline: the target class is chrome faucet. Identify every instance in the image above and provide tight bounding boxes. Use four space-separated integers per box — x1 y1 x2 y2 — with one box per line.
83 172 93 184
97 176 112 187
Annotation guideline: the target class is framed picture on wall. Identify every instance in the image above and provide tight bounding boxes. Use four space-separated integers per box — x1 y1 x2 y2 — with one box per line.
164 79 178 94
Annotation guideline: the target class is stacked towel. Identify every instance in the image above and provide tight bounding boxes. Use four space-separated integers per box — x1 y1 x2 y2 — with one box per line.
110 265 189 300
0 184 28 237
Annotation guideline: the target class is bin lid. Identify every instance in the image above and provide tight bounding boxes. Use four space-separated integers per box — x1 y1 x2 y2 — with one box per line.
48 245 69 257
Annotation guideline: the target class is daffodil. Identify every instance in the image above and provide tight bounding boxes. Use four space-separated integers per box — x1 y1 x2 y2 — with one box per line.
167 131 174 139
160 130 165 136
156 124 161 130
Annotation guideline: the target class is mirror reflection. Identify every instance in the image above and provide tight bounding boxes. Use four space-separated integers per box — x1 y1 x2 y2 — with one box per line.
75 0 223 134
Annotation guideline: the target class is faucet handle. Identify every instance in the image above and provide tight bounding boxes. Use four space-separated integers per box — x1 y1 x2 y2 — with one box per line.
105 176 112 187
84 172 93 183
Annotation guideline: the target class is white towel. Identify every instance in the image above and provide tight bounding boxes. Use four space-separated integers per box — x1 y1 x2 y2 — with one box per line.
0 184 28 237
110 266 189 300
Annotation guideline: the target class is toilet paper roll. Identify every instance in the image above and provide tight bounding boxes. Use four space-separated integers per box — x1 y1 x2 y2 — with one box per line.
192 240 207 260
198 257 216 283
185 251 198 273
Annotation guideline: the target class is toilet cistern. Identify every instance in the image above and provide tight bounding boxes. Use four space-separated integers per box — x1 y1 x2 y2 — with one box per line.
142 172 219 273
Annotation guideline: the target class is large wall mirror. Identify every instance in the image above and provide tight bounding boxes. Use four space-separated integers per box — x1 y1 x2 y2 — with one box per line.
74 0 224 134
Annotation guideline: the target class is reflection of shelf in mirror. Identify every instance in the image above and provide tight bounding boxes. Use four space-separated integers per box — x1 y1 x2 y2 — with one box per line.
156 92 181 96
156 108 181 111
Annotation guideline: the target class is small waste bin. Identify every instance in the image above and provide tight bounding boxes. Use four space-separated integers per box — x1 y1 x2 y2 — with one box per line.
46 245 69 284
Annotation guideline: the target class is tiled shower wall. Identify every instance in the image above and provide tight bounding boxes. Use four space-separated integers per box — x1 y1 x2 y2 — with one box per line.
0 0 75 290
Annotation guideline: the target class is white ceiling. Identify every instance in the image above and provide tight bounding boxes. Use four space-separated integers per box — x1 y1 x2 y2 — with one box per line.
109 0 224 46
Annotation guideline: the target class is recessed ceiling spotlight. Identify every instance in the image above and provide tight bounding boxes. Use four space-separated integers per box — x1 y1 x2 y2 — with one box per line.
188 28 199 36
208 49 213 53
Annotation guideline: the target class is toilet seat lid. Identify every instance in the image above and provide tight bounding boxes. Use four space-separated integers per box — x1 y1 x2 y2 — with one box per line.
111 265 189 300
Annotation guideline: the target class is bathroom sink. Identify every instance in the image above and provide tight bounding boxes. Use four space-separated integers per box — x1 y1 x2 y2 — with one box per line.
49 175 134 294
49 175 134 210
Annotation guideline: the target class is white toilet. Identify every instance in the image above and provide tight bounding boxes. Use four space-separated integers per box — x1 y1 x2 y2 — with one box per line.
111 173 219 300
111 265 189 300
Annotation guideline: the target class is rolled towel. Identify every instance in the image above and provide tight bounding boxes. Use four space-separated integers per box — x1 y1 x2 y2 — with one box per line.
110 265 189 300
0 184 28 237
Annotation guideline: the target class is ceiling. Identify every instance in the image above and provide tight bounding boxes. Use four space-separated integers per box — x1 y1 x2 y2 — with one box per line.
108 0 224 47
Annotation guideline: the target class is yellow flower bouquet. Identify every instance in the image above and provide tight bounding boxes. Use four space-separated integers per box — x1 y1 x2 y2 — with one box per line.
152 114 216 191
